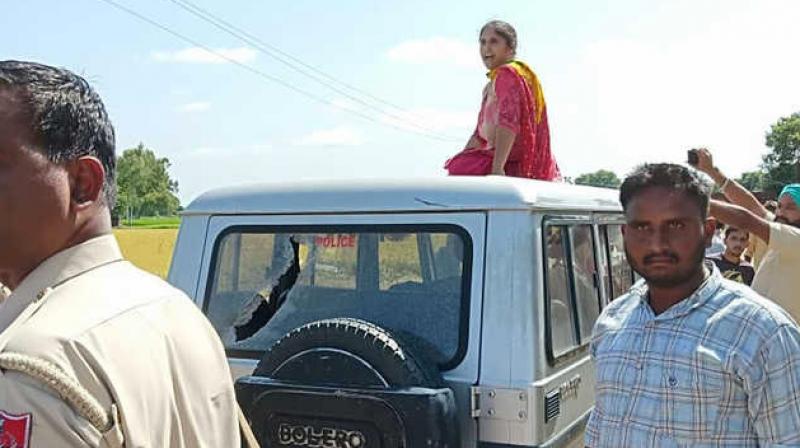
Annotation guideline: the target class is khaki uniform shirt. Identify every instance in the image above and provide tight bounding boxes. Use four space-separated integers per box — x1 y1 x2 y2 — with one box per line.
751 222 800 322
0 235 240 447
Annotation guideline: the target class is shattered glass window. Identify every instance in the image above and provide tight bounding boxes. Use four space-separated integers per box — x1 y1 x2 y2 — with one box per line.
205 227 470 366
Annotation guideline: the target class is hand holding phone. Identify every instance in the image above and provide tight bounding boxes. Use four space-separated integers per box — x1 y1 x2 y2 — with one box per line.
687 149 699 166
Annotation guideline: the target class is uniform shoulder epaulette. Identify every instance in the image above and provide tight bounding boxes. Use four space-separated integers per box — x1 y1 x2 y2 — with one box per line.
0 352 112 431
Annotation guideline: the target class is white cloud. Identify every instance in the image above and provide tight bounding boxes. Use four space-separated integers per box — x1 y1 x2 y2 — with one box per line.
331 98 361 113
185 146 217 157
294 127 365 147
178 101 211 112
386 37 480 69
328 97 473 135
151 47 257 64
380 108 474 134
182 143 273 159
554 1 800 179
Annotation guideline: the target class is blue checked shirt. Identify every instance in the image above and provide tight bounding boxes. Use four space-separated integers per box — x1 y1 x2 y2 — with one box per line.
586 263 800 447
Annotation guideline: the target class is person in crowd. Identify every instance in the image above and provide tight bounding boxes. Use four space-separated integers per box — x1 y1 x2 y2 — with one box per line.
691 147 800 321
0 60 240 447
704 220 726 257
445 20 561 180
586 163 800 447
707 226 755 285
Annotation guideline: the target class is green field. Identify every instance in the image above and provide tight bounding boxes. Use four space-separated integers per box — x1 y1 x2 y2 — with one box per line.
114 226 179 278
118 216 181 229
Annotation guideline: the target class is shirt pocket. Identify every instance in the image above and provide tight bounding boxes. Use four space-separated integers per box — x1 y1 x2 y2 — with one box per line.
666 348 725 438
594 354 637 423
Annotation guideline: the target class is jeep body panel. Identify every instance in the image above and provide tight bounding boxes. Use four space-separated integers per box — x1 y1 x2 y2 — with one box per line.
168 177 625 448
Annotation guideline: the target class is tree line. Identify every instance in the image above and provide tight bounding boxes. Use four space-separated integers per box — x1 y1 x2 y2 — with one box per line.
574 112 800 193
114 143 180 221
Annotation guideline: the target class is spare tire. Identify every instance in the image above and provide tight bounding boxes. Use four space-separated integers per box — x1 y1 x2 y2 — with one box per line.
254 318 442 388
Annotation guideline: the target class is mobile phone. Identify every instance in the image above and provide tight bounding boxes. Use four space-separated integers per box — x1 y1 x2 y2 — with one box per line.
687 149 699 166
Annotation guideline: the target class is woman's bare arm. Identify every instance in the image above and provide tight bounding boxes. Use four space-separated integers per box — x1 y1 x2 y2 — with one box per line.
491 126 516 175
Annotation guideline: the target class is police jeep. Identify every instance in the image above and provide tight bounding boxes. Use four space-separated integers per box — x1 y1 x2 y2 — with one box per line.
167 176 636 447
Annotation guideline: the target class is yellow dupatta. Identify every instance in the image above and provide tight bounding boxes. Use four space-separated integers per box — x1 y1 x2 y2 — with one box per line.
487 60 547 124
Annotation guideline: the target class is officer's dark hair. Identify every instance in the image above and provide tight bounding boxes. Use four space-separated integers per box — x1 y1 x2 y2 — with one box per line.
0 60 116 208
620 163 711 219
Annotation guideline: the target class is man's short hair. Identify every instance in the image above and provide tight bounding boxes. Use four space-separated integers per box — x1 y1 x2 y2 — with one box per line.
724 226 748 239
620 163 711 218
0 60 116 207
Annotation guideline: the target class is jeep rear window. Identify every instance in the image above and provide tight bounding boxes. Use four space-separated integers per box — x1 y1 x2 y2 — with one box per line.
204 226 471 368
604 224 634 299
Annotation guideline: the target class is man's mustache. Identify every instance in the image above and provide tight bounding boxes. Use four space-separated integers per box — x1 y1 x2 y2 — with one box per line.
643 252 679 264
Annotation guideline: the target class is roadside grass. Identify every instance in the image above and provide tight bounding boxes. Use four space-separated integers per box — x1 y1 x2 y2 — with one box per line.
113 227 179 279
118 216 181 229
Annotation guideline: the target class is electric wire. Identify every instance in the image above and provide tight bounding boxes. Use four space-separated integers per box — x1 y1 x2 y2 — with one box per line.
96 0 462 142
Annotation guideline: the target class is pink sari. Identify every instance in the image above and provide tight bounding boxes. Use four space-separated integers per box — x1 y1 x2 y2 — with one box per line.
445 62 560 180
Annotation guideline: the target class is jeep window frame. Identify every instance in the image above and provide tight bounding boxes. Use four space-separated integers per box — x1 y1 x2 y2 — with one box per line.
542 216 605 365
202 223 474 371
599 223 636 300
543 215 637 366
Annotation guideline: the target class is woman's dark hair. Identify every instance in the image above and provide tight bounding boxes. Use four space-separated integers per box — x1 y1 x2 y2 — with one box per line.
480 20 517 54
0 60 116 208
620 163 711 218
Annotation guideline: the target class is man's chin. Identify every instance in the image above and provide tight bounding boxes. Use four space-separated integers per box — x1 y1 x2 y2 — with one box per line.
641 275 686 289
634 267 681 287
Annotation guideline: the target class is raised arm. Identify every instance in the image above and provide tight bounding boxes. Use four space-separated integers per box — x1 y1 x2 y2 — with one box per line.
709 200 772 244
694 148 769 218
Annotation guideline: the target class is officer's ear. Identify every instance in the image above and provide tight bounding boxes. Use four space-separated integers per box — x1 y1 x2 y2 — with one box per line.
68 156 106 208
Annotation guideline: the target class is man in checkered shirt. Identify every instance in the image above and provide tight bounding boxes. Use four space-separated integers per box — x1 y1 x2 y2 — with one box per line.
586 163 800 447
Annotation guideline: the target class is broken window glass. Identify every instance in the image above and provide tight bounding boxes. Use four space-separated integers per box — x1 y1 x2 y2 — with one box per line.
205 228 470 366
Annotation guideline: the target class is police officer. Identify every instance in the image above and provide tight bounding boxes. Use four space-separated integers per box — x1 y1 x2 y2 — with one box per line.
0 61 240 447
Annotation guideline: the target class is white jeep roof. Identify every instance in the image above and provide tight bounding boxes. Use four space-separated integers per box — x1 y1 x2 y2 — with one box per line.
183 176 622 216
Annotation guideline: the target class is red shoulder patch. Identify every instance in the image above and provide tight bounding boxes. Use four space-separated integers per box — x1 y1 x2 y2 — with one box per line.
0 410 31 448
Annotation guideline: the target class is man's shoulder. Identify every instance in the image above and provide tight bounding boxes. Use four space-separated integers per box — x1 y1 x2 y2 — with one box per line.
712 279 797 331
769 221 800 250
8 261 204 352
65 260 190 308
596 285 645 330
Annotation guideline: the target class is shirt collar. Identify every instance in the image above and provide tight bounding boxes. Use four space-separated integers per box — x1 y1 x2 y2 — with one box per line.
0 234 123 332
633 261 723 320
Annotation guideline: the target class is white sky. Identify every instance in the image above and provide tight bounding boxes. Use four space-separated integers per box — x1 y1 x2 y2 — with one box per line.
4 0 800 203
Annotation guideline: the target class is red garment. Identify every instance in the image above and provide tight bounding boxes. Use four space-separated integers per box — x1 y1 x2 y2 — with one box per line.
445 63 560 180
